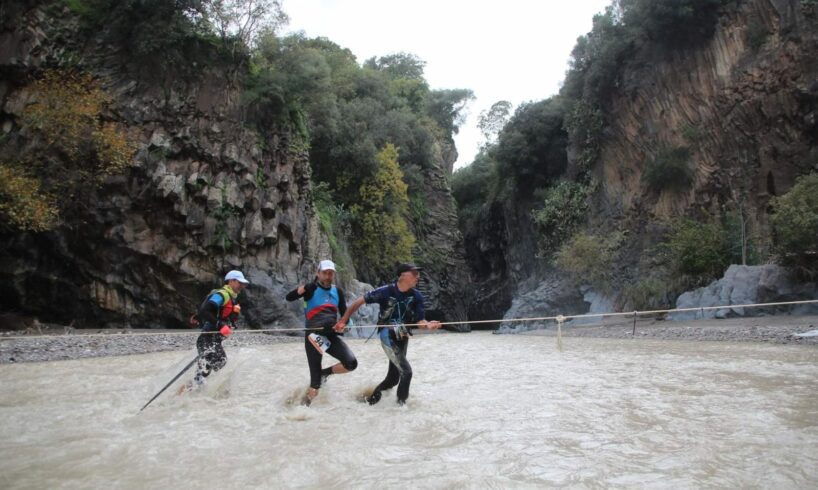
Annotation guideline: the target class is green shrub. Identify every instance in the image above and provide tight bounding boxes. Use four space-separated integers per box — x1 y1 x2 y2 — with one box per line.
770 173 818 270
532 181 589 255
662 217 730 283
745 19 770 51
642 145 693 193
493 98 569 192
681 125 703 142
555 231 624 292
0 163 59 232
620 276 673 311
314 182 355 285
563 99 603 177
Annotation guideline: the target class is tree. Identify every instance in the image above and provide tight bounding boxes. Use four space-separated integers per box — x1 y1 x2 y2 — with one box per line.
1 70 134 229
350 144 416 279
494 98 568 193
364 52 426 80
201 0 288 53
426 88 475 136
478 100 512 146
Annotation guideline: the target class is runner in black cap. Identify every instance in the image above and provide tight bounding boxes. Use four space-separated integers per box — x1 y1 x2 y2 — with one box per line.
336 263 441 405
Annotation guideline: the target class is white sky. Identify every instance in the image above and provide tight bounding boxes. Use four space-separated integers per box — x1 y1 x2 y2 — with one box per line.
282 0 611 170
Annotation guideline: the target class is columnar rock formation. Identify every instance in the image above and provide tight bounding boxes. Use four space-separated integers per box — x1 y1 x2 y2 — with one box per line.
462 0 818 322
0 3 470 330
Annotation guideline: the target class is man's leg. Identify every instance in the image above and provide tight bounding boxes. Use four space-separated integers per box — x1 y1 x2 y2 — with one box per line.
303 335 324 406
322 336 358 381
393 339 412 404
194 334 214 384
367 334 405 405
182 333 225 394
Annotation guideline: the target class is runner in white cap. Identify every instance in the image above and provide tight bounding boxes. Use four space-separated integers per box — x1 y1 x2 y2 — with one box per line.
285 260 358 406
181 270 249 392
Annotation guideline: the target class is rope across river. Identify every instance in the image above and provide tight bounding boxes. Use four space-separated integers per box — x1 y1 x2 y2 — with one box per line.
2 299 816 341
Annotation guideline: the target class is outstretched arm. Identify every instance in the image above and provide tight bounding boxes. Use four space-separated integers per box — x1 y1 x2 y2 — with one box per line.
334 296 365 331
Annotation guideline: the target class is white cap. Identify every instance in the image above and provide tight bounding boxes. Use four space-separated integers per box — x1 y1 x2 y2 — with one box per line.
225 270 249 284
318 260 336 272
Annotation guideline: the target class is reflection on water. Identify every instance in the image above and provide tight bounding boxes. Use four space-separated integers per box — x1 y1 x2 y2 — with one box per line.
1 333 816 488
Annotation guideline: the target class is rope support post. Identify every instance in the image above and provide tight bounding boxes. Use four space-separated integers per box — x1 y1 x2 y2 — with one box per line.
555 315 565 352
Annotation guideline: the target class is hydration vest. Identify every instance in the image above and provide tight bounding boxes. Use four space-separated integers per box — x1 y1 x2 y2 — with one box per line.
377 284 416 325
191 286 236 326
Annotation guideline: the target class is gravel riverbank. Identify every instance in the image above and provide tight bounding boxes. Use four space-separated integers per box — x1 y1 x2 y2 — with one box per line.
522 314 818 344
0 329 300 364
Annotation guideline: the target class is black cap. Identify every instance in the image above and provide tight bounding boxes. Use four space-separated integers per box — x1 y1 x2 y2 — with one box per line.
396 263 423 275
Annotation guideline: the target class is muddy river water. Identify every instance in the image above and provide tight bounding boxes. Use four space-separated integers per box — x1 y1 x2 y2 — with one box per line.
1 332 816 488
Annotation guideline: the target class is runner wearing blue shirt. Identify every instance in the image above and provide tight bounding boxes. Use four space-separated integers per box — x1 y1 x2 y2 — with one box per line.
336 263 441 405
286 260 357 406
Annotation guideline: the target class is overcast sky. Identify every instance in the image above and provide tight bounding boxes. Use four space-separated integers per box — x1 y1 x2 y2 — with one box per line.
282 0 611 170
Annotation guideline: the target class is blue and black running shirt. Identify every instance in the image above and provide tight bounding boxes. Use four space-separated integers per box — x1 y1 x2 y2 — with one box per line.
365 283 425 327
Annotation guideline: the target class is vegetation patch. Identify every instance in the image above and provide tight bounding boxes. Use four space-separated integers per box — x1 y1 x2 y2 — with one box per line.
0 70 134 231
744 19 770 52
313 182 355 285
555 231 624 293
531 181 589 256
642 145 694 193
620 276 673 311
770 173 818 272
350 144 416 280
0 164 58 232
660 217 730 286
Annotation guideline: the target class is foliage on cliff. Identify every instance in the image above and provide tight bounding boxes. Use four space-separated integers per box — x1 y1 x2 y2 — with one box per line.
770 173 818 272
350 144 416 278
65 0 287 76
449 0 818 312
53 0 472 284
244 32 472 282
0 70 134 231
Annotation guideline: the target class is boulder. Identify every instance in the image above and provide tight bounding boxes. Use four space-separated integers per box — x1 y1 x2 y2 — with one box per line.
669 265 818 320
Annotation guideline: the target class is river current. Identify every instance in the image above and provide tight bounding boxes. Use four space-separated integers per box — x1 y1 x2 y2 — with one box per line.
1 332 816 488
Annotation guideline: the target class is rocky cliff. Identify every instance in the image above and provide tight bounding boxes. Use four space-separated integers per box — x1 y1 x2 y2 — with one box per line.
0 2 470 330
461 0 818 323
595 0 817 224
409 161 470 326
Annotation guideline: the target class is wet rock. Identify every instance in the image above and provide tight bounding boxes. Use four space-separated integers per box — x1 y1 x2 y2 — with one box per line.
669 265 818 320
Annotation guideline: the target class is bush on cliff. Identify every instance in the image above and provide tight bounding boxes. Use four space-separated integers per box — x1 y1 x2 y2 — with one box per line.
642 145 694 193
0 164 58 232
0 70 134 230
661 217 730 285
555 231 624 292
493 98 569 194
770 173 818 271
350 144 416 280
532 181 589 256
